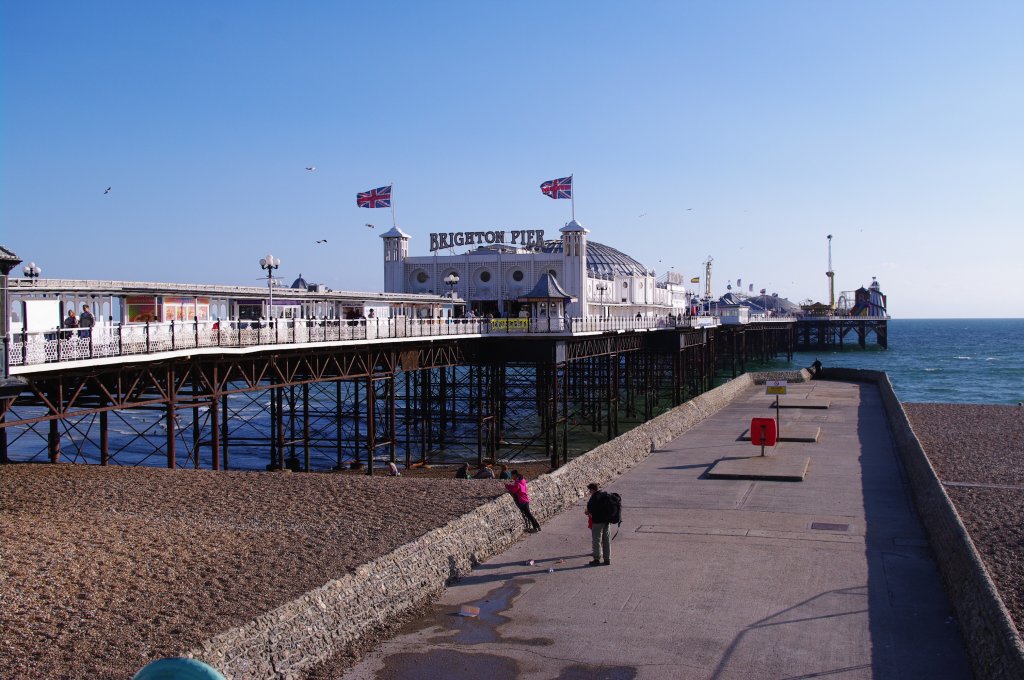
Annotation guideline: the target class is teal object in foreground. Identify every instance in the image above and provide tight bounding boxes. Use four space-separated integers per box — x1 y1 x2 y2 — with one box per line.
133 658 226 680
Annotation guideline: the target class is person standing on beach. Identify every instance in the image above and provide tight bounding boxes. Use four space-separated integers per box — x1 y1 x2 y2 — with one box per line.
505 470 541 532
585 482 618 566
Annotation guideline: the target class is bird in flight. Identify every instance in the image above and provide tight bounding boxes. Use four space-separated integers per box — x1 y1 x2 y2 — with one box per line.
365 223 375 229
638 213 647 218
305 166 316 172
103 187 111 194
686 208 692 211
315 239 328 244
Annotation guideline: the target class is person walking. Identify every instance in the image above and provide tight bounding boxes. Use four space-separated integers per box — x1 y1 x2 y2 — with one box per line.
585 482 618 566
505 470 541 532
79 304 95 338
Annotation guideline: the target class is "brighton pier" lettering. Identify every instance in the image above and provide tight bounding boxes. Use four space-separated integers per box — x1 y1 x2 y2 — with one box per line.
429 229 544 252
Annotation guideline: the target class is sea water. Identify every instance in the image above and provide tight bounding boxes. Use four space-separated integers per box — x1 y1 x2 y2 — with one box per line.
760 318 1024 405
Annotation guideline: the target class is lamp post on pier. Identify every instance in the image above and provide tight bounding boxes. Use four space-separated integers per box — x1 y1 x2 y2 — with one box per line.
596 282 607 316
259 254 280 319
444 273 460 317
444 272 460 297
23 262 41 284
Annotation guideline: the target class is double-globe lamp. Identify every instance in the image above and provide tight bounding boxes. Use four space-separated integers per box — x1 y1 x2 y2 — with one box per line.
259 254 280 319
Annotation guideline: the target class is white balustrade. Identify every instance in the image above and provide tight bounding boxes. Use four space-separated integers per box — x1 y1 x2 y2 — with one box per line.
6 314 736 369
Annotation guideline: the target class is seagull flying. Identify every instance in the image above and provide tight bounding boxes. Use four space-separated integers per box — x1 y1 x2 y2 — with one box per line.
104 187 111 194
686 208 692 211
365 223 375 229
305 166 316 171
638 213 647 218
315 239 328 244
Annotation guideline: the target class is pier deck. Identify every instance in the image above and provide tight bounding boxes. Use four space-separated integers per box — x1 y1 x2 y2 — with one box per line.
339 380 971 680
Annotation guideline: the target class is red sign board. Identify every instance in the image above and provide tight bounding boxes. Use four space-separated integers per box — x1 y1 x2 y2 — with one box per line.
750 418 778 447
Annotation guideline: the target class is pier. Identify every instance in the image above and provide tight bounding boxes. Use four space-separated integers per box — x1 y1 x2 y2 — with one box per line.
0 302 782 472
0 265 885 474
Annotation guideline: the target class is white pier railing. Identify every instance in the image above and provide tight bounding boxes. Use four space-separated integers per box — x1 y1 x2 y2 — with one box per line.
5 314 724 370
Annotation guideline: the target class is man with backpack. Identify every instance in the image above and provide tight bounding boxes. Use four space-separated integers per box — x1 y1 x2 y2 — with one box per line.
585 482 621 566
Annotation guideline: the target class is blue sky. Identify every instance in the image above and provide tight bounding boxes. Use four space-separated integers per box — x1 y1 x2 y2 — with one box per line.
3 1 1021 318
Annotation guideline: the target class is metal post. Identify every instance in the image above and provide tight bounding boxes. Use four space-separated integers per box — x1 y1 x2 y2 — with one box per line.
49 418 60 463
99 410 108 465
0 409 8 464
404 372 412 470
221 392 230 470
303 382 310 472
366 376 375 475
276 385 285 470
166 368 176 469
211 393 220 471
269 386 277 470
388 374 396 467
334 380 344 471
353 379 361 467
192 374 201 468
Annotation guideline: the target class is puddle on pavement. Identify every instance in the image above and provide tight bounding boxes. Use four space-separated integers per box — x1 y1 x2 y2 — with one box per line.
410 579 553 647
376 649 519 680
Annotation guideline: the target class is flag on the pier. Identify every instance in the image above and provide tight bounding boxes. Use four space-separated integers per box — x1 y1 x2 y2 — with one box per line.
690 277 700 283
357 185 392 209
540 176 572 200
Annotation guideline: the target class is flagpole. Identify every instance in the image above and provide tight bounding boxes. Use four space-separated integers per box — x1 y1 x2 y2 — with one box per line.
570 174 575 221
390 182 396 228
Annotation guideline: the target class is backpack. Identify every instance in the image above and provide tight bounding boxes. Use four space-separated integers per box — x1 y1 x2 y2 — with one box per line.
606 492 622 525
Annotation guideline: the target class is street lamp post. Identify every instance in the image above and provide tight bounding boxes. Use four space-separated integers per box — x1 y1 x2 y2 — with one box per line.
259 254 280 319
596 282 607 317
444 273 460 317
23 262 41 284
444 272 460 297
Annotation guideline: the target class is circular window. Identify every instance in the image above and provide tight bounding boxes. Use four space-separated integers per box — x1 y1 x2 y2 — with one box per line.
622 281 628 288
480 271 491 283
512 270 524 282
416 272 429 284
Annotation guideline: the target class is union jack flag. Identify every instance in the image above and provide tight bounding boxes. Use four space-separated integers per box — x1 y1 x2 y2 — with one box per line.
540 175 572 200
356 185 392 208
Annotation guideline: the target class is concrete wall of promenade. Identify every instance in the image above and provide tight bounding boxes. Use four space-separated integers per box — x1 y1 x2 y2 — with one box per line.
822 367 1024 680
188 372 797 679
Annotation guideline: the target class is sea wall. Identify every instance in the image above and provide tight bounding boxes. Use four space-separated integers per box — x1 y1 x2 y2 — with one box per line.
824 367 1024 680
187 373 757 679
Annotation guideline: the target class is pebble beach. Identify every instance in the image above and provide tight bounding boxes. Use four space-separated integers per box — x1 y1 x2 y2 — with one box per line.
2 407 1021 679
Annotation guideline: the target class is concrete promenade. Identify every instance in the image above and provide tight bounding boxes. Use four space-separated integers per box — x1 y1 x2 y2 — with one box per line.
340 380 973 680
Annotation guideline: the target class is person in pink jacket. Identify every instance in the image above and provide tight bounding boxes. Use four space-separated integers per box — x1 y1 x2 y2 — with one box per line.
505 470 541 532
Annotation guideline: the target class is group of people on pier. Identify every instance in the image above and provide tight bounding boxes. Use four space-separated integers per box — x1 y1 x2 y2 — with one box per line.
62 304 95 337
